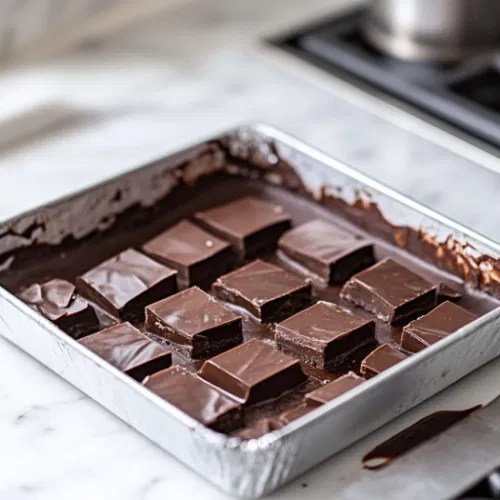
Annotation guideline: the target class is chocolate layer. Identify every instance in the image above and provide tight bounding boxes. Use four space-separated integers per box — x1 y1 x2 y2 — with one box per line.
234 418 283 440
278 219 375 283
275 301 375 370
195 196 291 258
341 258 437 324
305 372 365 406
198 339 307 405
79 322 172 381
361 344 408 378
143 366 243 432
437 283 463 304
145 286 242 359
212 259 312 323
401 301 478 353
76 248 177 320
19 279 99 339
142 219 233 288
280 404 314 424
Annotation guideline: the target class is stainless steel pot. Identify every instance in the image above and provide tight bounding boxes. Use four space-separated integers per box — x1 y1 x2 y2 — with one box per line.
363 0 500 62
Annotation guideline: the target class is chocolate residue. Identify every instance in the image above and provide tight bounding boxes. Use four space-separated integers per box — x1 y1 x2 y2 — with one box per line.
362 406 481 470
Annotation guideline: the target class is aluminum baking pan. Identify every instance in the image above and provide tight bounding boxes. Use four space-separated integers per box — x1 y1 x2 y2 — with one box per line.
1 123 500 498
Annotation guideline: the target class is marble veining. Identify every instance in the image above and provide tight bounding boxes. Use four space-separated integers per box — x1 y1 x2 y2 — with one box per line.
2 0 500 499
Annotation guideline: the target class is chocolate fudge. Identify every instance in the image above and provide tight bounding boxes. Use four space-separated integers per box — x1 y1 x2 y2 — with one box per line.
341 258 436 324
278 219 375 283
198 339 307 405
19 279 99 339
401 301 478 353
305 372 365 407
79 322 172 381
145 286 243 359
275 301 375 370
195 196 291 258
76 248 177 320
143 366 243 433
212 259 312 323
360 344 408 378
142 220 233 288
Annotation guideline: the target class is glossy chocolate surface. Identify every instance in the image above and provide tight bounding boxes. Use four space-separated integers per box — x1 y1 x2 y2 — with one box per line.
145 286 242 359
341 258 437 324
305 372 365 406
19 278 99 339
143 366 243 432
276 301 375 370
76 248 177 320
213 259 312 323
142 219 233 288
195 196 291 258
198 339 307 405
79 322 172 381
278 219 374 283
401 301 478 353
361 344 408 379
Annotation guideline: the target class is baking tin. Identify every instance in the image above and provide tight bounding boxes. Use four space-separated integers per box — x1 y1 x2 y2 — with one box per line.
1 123 500 498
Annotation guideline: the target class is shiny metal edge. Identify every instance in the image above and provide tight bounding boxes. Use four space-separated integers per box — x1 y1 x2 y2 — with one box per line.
1 122 500 498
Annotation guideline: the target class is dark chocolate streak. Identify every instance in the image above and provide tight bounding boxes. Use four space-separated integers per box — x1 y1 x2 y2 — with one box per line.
362 406 481 470
2 173 498 434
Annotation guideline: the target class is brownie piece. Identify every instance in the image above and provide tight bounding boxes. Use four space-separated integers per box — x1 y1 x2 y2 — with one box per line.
198 339 307 405
143 366 243 433
278 219 375 283
212 259 312 323
280 404 314 424
145 286 243 359
194 197 291 258
79 322 172 381
437 283 463 304
142 220 233 288
401 301 478 353
275 301 375 371
234 418 283 440
19 279 99 339
340 258 436 324
305 372 365 407
76 248 177 320
360 344 408 378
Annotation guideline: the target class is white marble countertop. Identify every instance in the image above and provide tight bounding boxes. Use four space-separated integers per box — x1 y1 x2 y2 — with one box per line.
3 1 500 499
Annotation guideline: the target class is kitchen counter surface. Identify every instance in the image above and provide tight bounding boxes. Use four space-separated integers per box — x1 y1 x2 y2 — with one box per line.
2 1 500 499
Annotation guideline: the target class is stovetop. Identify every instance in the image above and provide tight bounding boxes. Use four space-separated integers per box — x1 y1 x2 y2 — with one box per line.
268 6 500 151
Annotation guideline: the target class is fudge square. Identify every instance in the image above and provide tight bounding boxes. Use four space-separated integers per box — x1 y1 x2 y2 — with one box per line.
19 278 99 339
197 339 307 405
360 344 408 378
340 258 436 324
278 219 375 284
401 301 478 353
145 286 243 359
142 219 233 288
194 196 291 258
76 248 177 320
275 301 375 371
212 259 312 323
305 372 365 407
143 366 243 433
79 322 172 381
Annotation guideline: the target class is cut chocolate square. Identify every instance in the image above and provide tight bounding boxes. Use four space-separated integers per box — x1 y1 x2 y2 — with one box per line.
76 248 177 320
198 338 307 405
142 220 233 288
360 344 408 379
278 219 375 283
194 196 291 258
79 322 172 381
212 259 312 323
275 301 375 371
437 283 463 304
401 301 478 353
305 372 365 407
19 279 99 339
143 366 243 433
145 286 243 359
280 404 314 424
340 258 436 324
